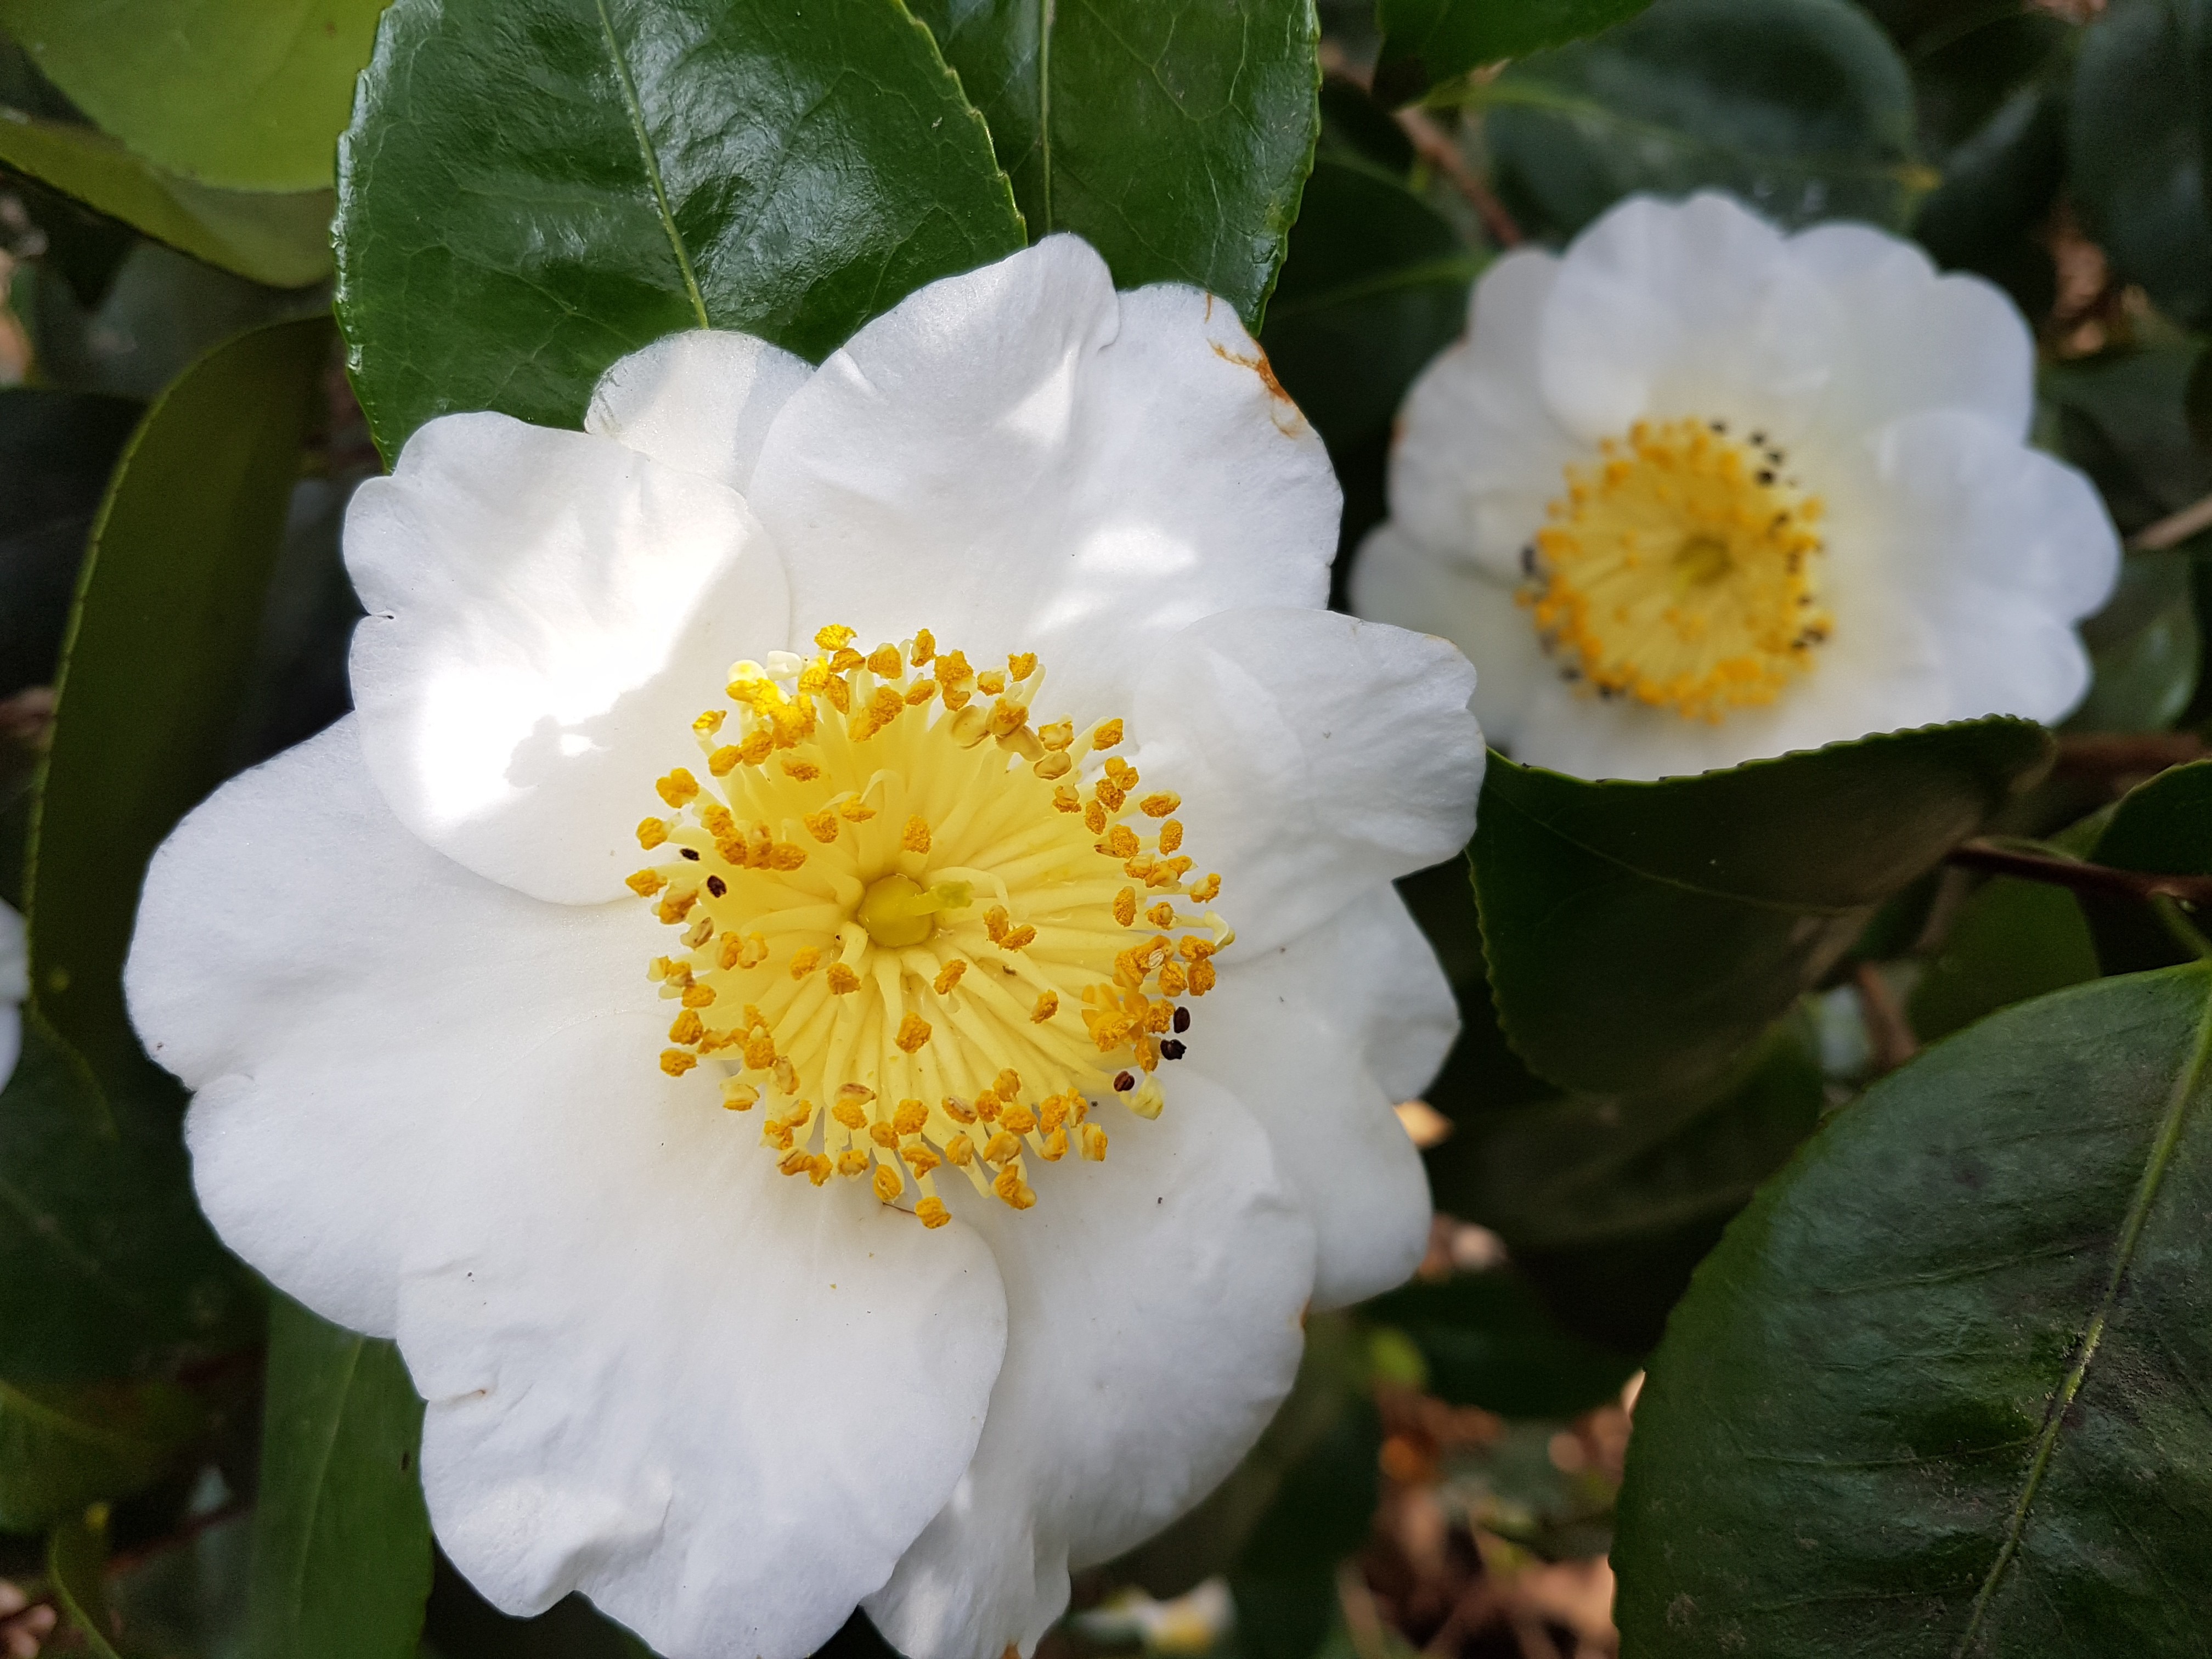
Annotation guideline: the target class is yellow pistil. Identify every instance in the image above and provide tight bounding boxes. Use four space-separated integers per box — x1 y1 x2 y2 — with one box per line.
1521 416 1831 721
631 625 1231 1227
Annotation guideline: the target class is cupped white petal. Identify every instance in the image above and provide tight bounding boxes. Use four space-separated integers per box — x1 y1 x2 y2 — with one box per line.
1134 607 1482 953
1350 522 1548 752
1539 192 1839 447
1186 898 1436 1308
866 1073 1313 1659
1294 883 1461 1104
746 235 1339 716
406 1013 1007 1659
585 330 814 494
1389 251 1583 578
1787 224 2034 443
347 413 790 905
125 718 661 1335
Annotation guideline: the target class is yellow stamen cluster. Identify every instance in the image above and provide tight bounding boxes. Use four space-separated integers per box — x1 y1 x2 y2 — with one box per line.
630 625 1230 1226
1520 416 1832 721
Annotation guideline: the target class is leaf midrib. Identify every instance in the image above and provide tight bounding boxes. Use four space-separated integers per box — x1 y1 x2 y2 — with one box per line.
593 0 710 330
273 1333 367 1643
1952 969 2212 1653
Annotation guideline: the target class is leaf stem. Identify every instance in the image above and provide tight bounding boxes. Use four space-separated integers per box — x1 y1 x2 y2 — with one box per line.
1954 972 2212 1652
1945 837 2212 909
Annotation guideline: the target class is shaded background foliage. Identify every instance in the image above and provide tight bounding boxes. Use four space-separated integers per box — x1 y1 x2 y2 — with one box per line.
1 0 2210 1656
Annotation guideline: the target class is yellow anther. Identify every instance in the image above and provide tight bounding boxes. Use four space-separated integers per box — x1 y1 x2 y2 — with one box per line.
1008 651 1037 681
903 816 933 853
637 818 670 850
781 757 821 781
1081 1124 1108 1160
974 1090 1001 1123
780 1148 816 1178
985 906 1010 943
693 709 726 738
934 960 967 996
1039 1127 1068 1161
1189 959 1217 995
903 1144 941 1176
977 670 1006 696
1033 752 1072 779
657 769 700 808
682 982 716 1008
774 1058 800 1096
1158 820 1184 853
942 1097 977 1124
1111 888 1138 927
1005 924 1038 950
769 842 807 871
869 1121 899 1150
1000 1104 1037 1136
1160 961 1188 996
722 1080 758 1111
815 624 857 650
838 796 877 822
830 647 865 674
660 1049 697 1076
738 727 774 764
838 1148 871 1177
1091 719 1123 749
804 809 842 843
1084 799 1108 833
1031 991 1059 1023
994 1167 1036 1210
743 1032 777 1070
627 870 666 898
868 644 904 676
894 1099 930 1136
1140 792 1181 818
822 674 852 714
738 934 769 968
833 1098 869 1131
1095 778 1126 812
896 1013 933 1053
983 1131 1022 1167
910 629 936 666
827 964 860 995
1190 873 1222 902
946 1132 976 1166
994 1068 1022 1100
668 1009 704 1045
873 1164 905 1203
906 680 938 706
790 947 822 979
917 1196 951 1229
1104 825 1139 859
1054 784 1083 813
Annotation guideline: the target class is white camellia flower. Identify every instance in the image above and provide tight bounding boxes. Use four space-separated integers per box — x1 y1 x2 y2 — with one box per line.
124 238 1482 1659
1353 191 2120 781
0 899 22 1088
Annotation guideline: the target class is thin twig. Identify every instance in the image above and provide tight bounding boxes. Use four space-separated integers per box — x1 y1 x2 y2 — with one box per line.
1946 838 2212 908
1337 1564 1395 1659
1393 108 1526 247
2055 731 2210 779
1853 962 1919 1073
2126 490 2212 552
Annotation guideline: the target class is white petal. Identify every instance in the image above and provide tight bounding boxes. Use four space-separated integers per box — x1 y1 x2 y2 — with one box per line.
1539 193 1840 447
1135 608 1483 954
1787 224 2034 442
1858 409 2120 627
405 1013 1008 1659
1186 899 1436 1308
1297 884 1461 1104
746 236 1339 716
1350 522 1550 751
867 1074 1313 1659
126 718 662 1335
585 330 814 494
1388 251 1583 579
347 413 791 904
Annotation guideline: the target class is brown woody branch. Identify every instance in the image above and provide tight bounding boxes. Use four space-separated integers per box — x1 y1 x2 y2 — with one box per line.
1946 838 2212 908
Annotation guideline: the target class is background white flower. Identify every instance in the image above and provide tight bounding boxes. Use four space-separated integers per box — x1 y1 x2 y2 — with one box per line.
0 900 21 1090
1353 190 2121 781
124 238 1482 1659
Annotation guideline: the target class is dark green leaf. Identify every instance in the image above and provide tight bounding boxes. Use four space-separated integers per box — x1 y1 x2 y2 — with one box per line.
1911 81 2064 320
1614 963 2212 1655
2067 552 2200 734
2082 758 2212 975
1365 1268 1640 1418
1393 857 1549 1124
335 0 1024 458
249 1295 431 1659
0 0 386 191
1908 875 2097 1043
422 1558 663 1659
28 315 332 1085
0 112 334 289
0 1009 255 1381
2044 345 2212 538
1260 159 1480 455
2069 0 2212 330
0 1372 204 1533
1372 0 1652 105
1426 1015 1826 1250
50 1502 127 1658
1873 3 2073 155
1472 720 2054 1096
1483 0 1923 242
109 1510 253 1658
0 390 140 696
910 0 1320 329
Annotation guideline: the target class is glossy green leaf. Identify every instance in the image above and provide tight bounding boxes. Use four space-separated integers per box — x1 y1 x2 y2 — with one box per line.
910 0 1320 329
1908 875 2097 1044
1614 964 2212 1655
1259 159 1479 456
2045 345 2212 540
2070 0 2212 330
1483 0 1923 241
249 1295 431 1659
1472 720 2054 1096
1365 1268 1640 1419
0 1371 204 1532
335 0 1024 459
2082 759 2212 975
0 390 140 696
1426 1014 1826 1250
27 314 332 1084
50 1503 127 1658
0 1011 254 1381
0 0 386 192
1372 0 1652 105
1911 80 2065 319
0 111 334 289
2068 554 2200 734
